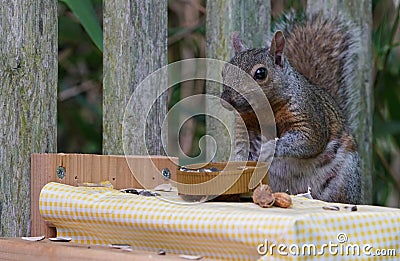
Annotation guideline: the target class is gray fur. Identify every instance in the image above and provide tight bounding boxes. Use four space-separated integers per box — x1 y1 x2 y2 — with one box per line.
274 13 361 133
221 14 362 204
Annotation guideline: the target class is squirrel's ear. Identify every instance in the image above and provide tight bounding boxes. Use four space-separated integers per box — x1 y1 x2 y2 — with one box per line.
232 32 248 54
270 31 285 67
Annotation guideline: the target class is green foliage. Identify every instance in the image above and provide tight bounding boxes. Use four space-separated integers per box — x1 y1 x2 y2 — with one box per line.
58 0 103 153
59 0 103 51
372 1 400 206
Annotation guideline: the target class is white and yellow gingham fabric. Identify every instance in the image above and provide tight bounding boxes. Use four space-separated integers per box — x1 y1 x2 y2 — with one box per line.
39 182 400 260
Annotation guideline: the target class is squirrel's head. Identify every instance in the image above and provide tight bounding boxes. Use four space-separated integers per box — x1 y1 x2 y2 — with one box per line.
221 31 286 113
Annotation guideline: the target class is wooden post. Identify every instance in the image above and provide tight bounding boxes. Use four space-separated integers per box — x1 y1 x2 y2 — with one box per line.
0 0 57 236
103 0 168 156
205 0 271 161
307 0 373 204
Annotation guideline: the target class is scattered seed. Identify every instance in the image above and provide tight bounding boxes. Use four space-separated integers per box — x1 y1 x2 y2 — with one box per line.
109 244 132 251
179 167 220 172
138 190 160 197
120 188 139 194
322 206 340 211
179 254 203 260
157 249 166 255
21 236 45 242
343 205 357 211
48 237 72 242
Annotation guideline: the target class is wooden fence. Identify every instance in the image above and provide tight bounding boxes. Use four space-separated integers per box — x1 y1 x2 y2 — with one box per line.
0 0 372 237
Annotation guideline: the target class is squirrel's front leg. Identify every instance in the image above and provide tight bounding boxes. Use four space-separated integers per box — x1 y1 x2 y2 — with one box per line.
274 130 327 159
259 129 327 161
234 129 262 161
258 138 277 162
233 114 263 161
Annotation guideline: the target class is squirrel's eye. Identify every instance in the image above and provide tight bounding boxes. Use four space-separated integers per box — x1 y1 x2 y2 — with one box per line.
253 67 267 80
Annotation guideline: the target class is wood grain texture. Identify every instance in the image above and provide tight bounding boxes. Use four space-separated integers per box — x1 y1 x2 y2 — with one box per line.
205 0 271 161
30 153 178 237
307 0 373 204
0 0 57 236
0 238 195 261
103 0 168 155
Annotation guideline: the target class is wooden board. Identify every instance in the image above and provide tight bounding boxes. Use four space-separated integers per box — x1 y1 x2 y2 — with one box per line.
0 238 210 261
30 153 178 237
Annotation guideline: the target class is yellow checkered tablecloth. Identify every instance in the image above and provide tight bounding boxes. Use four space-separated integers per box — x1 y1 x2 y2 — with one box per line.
39 182 400 260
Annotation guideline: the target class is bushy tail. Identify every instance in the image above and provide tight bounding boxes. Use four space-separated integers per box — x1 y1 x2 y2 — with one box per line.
274 13 360 130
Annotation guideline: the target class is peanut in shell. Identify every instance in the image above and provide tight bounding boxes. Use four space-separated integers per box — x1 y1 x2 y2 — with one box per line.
273 192 292 208
252 184 275 208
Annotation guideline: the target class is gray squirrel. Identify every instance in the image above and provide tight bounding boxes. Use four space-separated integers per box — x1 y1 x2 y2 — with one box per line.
220 14 362 204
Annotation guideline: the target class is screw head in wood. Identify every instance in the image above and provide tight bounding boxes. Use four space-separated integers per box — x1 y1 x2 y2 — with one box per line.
56 166 66 179
162 168 171 180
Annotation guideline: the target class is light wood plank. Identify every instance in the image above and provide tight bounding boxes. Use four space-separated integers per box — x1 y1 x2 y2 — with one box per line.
30 153 178 237
0 238 202 261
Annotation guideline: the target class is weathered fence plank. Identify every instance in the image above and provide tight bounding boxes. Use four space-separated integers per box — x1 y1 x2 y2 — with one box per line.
103 0 168 155
205 0 271 161
307 0 373 204
0 0 57 236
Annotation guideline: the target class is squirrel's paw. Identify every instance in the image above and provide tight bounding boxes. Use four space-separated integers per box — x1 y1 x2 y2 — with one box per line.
234 154 249 162
259 138 278 162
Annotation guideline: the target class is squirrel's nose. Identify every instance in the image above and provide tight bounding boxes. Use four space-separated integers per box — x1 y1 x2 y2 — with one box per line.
220 88 234 110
